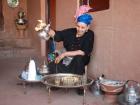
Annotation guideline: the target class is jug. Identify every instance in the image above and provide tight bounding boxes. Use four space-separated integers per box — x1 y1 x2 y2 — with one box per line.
124 80 140 104
35 20 51 40
91 74 104 96
40 60 49 74
38 24 50 40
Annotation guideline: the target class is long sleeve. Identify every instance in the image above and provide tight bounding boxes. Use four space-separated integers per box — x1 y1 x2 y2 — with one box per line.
81 30 94 56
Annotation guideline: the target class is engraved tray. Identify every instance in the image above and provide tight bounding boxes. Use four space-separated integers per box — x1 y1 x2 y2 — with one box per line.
42 73 93 88
18 74 43 83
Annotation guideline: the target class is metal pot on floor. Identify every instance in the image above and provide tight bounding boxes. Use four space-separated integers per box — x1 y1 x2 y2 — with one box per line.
118 80 140 105
90 75 105 96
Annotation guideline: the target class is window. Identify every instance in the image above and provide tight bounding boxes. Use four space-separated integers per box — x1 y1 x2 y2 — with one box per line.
79 0 110 12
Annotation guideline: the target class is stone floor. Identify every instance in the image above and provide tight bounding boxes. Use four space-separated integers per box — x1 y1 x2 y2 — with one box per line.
0 47 37 58
0 57 119 105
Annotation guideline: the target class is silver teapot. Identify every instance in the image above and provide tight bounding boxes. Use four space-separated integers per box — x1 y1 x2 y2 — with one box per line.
35 20 51 40
38 24 50 40
39 61 49 74
90 74 104 96
124 80 140 104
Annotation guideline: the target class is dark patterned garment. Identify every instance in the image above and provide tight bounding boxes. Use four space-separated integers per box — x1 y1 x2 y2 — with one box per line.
48 28 94 75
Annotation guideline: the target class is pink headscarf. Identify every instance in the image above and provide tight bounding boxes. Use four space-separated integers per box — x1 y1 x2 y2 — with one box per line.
74 5 92 19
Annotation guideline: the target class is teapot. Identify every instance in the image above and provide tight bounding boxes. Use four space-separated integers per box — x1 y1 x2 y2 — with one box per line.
39 60 49 74
37 24 50 40
35 20 51 40
91 74 104 96
124 80 140 104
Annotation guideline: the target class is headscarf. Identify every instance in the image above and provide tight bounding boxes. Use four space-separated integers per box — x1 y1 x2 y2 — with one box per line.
77 13 93 25
74 5 92 19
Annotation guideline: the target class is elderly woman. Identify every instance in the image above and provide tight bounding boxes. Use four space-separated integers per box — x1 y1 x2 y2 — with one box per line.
48 13 94 73
47 13 94 94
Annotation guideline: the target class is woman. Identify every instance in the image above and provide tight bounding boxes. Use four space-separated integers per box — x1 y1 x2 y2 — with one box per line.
46 13 94 95
47 13 94 76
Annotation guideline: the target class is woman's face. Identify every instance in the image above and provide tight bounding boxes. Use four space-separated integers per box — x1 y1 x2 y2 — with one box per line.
76 22 89 37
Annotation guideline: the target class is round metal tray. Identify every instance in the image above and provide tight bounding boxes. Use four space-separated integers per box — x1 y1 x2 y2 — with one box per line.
41 73 93 88
18 75 43 83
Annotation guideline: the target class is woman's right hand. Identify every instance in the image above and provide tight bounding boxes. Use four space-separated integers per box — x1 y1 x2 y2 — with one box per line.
55 53 65 64
48 28 55 38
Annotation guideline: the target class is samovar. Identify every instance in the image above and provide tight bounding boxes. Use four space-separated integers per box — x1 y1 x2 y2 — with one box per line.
124 80 140 104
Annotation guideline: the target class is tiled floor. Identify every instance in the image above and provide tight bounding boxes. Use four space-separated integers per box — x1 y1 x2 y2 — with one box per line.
0 57 119 105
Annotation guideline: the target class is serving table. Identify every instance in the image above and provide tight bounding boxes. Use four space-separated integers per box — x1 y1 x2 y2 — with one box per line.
41 73 93 105
17 75 42 94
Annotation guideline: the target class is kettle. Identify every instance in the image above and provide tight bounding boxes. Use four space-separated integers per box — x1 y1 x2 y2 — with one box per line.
39 60 49 74
37 24 50 40
91 74 104 96
35 20 51 40
124 80 140 104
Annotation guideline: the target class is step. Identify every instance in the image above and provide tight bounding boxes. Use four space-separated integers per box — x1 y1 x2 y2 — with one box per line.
15 39 32 48
0 38 32 48
0 47 39 58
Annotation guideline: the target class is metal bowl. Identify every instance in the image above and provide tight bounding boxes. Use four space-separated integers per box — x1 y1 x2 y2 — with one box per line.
100 79 125 94
42 73 93 88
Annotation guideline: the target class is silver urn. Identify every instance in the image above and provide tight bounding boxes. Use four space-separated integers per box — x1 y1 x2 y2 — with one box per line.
124 80 140 104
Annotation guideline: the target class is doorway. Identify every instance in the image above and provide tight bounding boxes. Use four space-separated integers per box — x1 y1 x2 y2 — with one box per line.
0 0 4 31
45 0 56 55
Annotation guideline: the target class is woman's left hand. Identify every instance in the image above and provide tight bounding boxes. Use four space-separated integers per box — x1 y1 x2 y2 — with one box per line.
55 53 65 64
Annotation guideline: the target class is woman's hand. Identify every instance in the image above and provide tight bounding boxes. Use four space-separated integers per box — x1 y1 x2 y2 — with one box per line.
48 28 55 38
55 53 65 64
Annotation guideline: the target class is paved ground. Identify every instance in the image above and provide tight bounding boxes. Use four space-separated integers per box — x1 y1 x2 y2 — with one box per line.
0 57 118 105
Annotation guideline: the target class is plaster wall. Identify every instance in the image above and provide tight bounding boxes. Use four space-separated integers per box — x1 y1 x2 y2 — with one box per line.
1 0 27 39
88 0 140 81
0 0 43 56
27 0 41 55
56 0 77 30
55 0 77 49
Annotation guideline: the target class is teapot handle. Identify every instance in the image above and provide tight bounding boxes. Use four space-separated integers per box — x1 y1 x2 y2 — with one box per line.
125 80 140 87
126 80 138 83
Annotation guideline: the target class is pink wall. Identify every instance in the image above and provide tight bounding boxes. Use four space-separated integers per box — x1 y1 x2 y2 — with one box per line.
1 0 27 38
0 0 41 55
55 0 77 49
56 0 140 82
88 0 140 81
0 0 46 56
27 0 41 54
56 0 77 30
